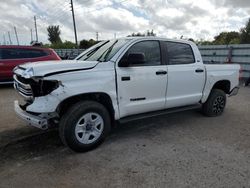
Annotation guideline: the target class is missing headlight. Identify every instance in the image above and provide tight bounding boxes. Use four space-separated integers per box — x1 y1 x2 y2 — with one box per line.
31 80 60 97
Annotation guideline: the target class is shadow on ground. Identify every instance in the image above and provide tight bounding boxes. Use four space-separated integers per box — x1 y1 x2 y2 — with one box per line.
0 110 200 165
0 84 13 88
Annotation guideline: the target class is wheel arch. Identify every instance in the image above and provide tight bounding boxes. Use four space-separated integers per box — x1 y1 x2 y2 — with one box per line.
212 80 231 94
57 92 115 124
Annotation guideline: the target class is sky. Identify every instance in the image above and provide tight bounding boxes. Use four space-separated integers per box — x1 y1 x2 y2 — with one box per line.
0 0 250 45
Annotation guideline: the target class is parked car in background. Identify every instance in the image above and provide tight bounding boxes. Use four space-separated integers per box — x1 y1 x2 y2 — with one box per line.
0 45 60 83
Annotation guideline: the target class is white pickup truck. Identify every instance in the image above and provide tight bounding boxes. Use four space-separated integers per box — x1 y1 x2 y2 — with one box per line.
13 37 240 152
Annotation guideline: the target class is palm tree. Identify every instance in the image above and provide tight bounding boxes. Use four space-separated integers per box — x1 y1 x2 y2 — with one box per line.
47 25 62 44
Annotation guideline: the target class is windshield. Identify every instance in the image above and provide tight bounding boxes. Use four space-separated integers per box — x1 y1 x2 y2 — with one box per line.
76 39 131 62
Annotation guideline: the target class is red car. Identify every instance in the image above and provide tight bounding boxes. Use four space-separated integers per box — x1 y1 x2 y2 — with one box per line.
0 45 61 83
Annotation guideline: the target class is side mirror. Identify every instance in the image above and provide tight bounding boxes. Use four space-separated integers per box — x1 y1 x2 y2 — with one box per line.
119 53 146 67
119 58 129 67
128 53 145 65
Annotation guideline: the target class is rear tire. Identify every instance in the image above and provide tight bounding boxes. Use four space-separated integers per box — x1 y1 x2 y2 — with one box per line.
59 101 111 152
202 89 226 117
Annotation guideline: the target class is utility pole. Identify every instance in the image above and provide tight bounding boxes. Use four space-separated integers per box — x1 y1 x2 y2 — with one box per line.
8 31 12 45
96 32 99 41
70 0 78 47
14 27 19 45
114 33 116 39
30 29 33 42
34 16 38 42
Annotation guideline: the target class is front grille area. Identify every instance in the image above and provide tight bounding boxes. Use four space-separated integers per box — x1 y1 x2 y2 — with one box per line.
14 75 33 100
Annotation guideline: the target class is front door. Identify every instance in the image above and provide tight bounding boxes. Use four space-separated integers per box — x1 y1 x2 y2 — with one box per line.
116 40 168 118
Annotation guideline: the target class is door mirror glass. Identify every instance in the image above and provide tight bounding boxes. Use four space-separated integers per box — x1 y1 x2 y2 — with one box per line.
119 53 146 67
127 53 145 65
119 57 129 67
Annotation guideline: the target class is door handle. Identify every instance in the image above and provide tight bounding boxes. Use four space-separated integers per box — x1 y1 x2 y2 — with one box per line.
195 69 204 73
156 70 167 75
121 76 130 81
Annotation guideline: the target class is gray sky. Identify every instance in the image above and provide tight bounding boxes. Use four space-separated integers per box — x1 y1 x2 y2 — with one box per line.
0 0 250 45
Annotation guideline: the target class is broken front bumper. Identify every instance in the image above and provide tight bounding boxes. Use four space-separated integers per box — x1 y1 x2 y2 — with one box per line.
14 100 49 130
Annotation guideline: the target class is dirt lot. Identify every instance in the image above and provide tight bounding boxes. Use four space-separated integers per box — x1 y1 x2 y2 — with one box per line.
0 85 250 188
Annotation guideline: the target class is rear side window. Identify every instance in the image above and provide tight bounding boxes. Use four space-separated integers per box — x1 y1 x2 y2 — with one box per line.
165 42 195 65
125 41 161 66
0 48 49 59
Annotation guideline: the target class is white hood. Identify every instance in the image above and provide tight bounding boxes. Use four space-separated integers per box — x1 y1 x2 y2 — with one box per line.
15 60 99 77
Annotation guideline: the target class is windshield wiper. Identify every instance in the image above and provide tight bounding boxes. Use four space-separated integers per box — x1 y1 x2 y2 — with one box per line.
82 40 110 60
97 40 118 62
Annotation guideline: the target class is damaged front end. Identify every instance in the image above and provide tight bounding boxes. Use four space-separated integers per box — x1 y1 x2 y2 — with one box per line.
14 74 60 100
13 72 60 130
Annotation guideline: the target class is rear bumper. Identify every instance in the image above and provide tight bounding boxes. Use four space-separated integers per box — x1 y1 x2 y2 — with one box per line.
14 100 49 130
229 87 239 97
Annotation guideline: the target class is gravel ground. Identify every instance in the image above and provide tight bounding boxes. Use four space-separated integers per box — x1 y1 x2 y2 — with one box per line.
0 85 250 188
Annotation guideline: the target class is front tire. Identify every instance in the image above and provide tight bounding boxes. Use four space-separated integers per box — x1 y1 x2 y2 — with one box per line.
59 101 111 152
202 89 226 117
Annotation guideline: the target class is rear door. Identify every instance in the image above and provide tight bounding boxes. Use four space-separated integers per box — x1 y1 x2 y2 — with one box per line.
116 40 168 118
163 41 205 108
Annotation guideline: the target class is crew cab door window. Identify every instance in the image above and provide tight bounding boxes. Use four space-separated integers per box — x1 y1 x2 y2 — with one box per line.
166 42 195 65
164 41 205 108
116 40 168 118
125 41 161 66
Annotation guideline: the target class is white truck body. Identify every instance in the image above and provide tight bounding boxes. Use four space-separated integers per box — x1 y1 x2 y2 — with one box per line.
13 37 240 130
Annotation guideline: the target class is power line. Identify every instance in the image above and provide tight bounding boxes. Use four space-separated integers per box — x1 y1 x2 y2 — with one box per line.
39 0 69 17
45 2 70 18
1 0 130 45
74 0 103 11
0 1 70 45
32 1 70 29
81 0 129 14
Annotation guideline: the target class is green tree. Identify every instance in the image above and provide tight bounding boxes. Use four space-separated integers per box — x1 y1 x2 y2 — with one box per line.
51 41 76 49
127 32 145 37
213 31 240 45
47 25 62 44
188 38 195 42
128 30 157 37
197 40 213 45
79 39 97 49
43 40 77 49
146 30 156 36
240 18 250 44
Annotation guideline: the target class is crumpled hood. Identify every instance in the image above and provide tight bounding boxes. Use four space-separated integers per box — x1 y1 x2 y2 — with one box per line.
15 60 99 77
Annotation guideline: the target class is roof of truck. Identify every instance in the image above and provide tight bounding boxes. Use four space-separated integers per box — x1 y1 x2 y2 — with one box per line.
119 37 195 45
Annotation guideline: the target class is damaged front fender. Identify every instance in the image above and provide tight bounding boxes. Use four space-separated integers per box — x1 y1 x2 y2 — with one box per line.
26 88 64 113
